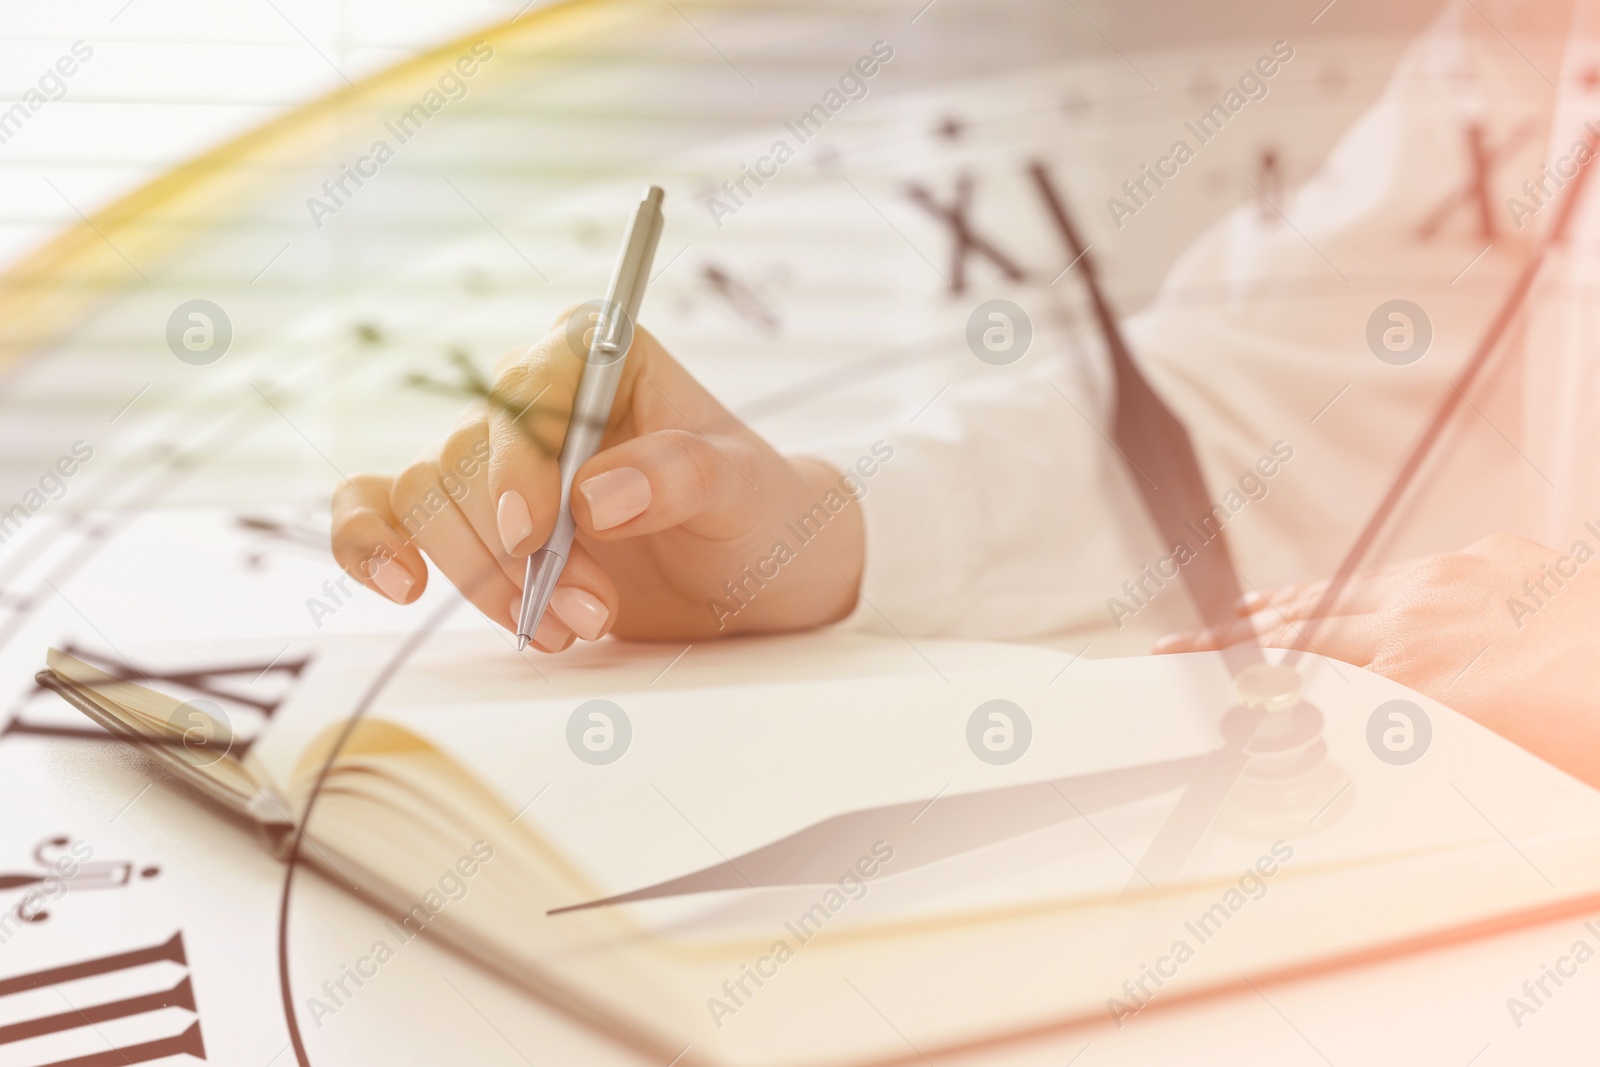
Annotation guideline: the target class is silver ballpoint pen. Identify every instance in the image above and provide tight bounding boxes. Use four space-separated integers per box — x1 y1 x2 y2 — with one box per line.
516 185 665 650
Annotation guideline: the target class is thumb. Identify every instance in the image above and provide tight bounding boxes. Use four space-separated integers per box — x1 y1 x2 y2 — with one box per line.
572 428 758 538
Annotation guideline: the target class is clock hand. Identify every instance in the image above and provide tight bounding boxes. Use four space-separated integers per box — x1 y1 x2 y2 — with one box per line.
1033 164 1281 889
1123 706 1265 889
1030 162 1259 669
549 752 1206 914
1127 125 1600 891
1284 126 1600 664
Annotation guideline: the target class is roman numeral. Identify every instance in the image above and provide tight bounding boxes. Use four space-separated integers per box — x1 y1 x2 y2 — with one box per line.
1417 121 1536 241
2 643 309 754
905 173 1029 293
902 123 1545 301
0 931 206 1065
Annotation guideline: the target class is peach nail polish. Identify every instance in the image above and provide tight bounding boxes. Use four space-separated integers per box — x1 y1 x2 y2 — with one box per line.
510 595 574 651
578 467 651 531
497 490 535 554
549 586 609 642
533 611 573 652
372 558 414 603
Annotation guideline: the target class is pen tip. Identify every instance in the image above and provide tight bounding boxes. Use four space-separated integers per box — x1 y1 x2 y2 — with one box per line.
516 634 530 652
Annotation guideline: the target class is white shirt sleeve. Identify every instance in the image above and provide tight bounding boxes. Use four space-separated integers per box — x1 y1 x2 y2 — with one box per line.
809 2 1562 649
1523 0 1600 542
811 349 1168 646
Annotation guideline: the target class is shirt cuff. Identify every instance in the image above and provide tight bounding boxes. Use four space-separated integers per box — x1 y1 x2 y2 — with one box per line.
797 437 969 636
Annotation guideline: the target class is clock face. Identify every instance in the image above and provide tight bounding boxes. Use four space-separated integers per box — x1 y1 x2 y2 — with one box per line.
0 0 1561 1062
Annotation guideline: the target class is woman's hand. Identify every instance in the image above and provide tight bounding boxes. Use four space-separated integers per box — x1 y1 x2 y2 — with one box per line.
330 312 865 652
1154 533 1600 787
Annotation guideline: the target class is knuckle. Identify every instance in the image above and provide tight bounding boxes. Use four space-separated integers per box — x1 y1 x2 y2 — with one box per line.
390 460 441 507
1367 638 1422 684
439 426 488 494
389 465 450 541
330 508 390 559
666 429 719 497
492 361 539 405
440 422 484 464
489 362 568 442
1411 551 1481 588
332 473 389 515
1473 531 1528 556
491 342 537 377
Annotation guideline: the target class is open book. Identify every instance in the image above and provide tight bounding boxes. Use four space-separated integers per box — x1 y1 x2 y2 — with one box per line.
39 630 1600 1067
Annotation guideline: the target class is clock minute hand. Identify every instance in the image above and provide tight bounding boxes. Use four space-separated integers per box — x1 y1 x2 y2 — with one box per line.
549 752 1207 915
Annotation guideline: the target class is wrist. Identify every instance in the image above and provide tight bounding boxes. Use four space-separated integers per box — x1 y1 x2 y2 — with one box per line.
714 456 864 635
789 456 866 623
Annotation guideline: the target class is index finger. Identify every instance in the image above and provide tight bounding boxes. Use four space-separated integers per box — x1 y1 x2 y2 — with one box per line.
486 314 653 556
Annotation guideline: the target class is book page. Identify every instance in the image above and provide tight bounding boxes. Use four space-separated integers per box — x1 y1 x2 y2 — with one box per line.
45 647 266 804
275 633 1600 1066
247 626 1076 800
46 624 1600 1066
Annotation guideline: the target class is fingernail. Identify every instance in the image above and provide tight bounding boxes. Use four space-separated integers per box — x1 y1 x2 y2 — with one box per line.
1153 633 1187 655
549 586 609 642
497 491 535 554
1236 592 1265 615
509 595 574 651
372 558 414 603
578 467 651 531
533 610 573 652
